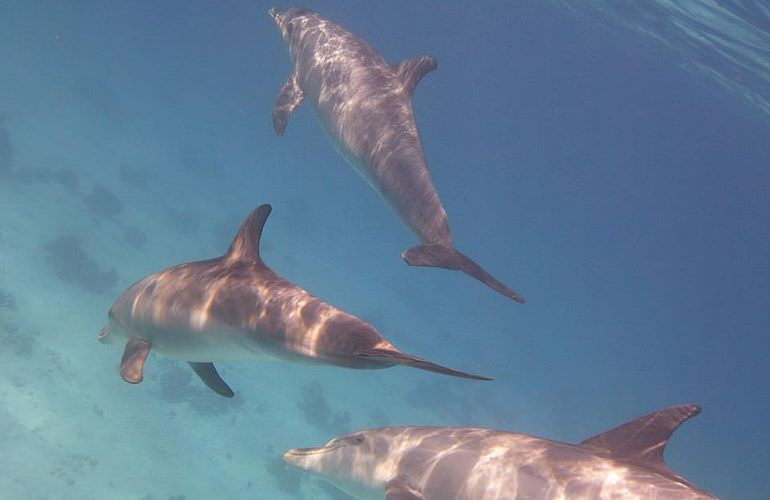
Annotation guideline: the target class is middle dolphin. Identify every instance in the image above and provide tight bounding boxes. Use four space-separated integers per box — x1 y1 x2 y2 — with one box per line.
269 8 525 303
99 204 490 398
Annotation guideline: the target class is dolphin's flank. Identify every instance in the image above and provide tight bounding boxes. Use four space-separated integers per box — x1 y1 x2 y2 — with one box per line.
269 7 525 303
284 404 717 499
99 204 491 397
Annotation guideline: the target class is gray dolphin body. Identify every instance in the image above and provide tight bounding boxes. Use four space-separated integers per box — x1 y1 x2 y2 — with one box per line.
269 8 525 303
99 204 490 397
285 404 717 499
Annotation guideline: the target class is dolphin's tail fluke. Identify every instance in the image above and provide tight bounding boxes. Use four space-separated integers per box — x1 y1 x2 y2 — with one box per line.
402 244 525 303
355 348 492 381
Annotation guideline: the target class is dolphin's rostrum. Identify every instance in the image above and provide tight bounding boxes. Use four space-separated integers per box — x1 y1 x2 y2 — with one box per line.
99 204 491 397
269 7 525 303
284 404 717 499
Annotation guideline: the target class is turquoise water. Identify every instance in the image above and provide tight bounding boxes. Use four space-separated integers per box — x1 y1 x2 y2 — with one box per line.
1 1 768 498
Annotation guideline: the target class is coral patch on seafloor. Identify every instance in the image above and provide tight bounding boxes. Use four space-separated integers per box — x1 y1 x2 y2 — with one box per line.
83 184 124 218
296 381 352 435
123 225 147 250
13 166 79 192
264 456 304 498
0 287 16 310
168 208 200 235
153 359 244 416
118 162 149 189
43 234 118 294
0 122 13 176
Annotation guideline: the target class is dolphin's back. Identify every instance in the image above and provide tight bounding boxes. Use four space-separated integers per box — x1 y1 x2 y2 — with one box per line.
389 427 716 499
284 11 453 246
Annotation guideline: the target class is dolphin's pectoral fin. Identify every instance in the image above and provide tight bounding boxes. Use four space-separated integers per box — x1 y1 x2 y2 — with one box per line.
579 404 701 476
273 72 304 136
394 56 437 95
386 478 424 500
402 244 526 303
188 362 235 398
120 337 151 384
355 348 492 381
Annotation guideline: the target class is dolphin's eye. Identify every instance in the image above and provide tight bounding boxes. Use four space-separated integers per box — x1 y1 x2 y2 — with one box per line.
347 434 365 445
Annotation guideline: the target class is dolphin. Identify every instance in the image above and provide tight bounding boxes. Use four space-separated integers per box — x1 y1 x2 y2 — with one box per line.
269 8 525 303
98 204 490 397
284 404 717 499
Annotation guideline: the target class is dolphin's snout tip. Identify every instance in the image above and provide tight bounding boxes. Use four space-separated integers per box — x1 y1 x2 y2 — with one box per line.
268 7 283 20
97 327 109 343
283 449 301 465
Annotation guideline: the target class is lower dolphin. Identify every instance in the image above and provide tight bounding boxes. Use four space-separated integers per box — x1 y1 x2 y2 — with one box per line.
284 404 717 499
99 204 491 397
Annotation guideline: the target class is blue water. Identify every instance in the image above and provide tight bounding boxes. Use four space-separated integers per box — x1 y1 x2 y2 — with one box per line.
0 1 768 498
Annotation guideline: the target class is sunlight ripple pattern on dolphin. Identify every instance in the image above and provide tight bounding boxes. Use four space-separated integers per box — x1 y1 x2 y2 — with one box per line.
100 204 492 397
284 404 717 499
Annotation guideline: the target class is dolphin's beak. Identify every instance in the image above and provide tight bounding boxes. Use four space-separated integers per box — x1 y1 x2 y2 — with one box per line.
97 327 112 344
284 448 314 468
268 7 284 24
284 443 341 467
285 446 328 458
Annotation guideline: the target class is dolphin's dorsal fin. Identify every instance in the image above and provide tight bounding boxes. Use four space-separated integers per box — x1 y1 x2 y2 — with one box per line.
225 204 272 262
394 56 437 95
579 404 701 469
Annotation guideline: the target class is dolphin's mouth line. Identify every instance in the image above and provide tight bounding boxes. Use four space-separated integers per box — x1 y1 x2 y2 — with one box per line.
286 443 341 456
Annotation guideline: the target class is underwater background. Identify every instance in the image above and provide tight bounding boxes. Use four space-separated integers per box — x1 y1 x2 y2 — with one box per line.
1 1 768 498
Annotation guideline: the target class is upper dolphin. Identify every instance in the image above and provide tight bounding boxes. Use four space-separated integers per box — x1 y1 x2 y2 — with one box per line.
269 7 525 303
99 204 490 398
284 404 717 499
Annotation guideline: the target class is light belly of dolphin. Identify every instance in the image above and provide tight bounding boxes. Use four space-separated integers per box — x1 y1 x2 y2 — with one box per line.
311 106 381 193
146 326 281 363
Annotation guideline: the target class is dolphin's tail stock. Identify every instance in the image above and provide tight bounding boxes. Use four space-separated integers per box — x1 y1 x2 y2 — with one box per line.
355 348 492 381
402 244 525 303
